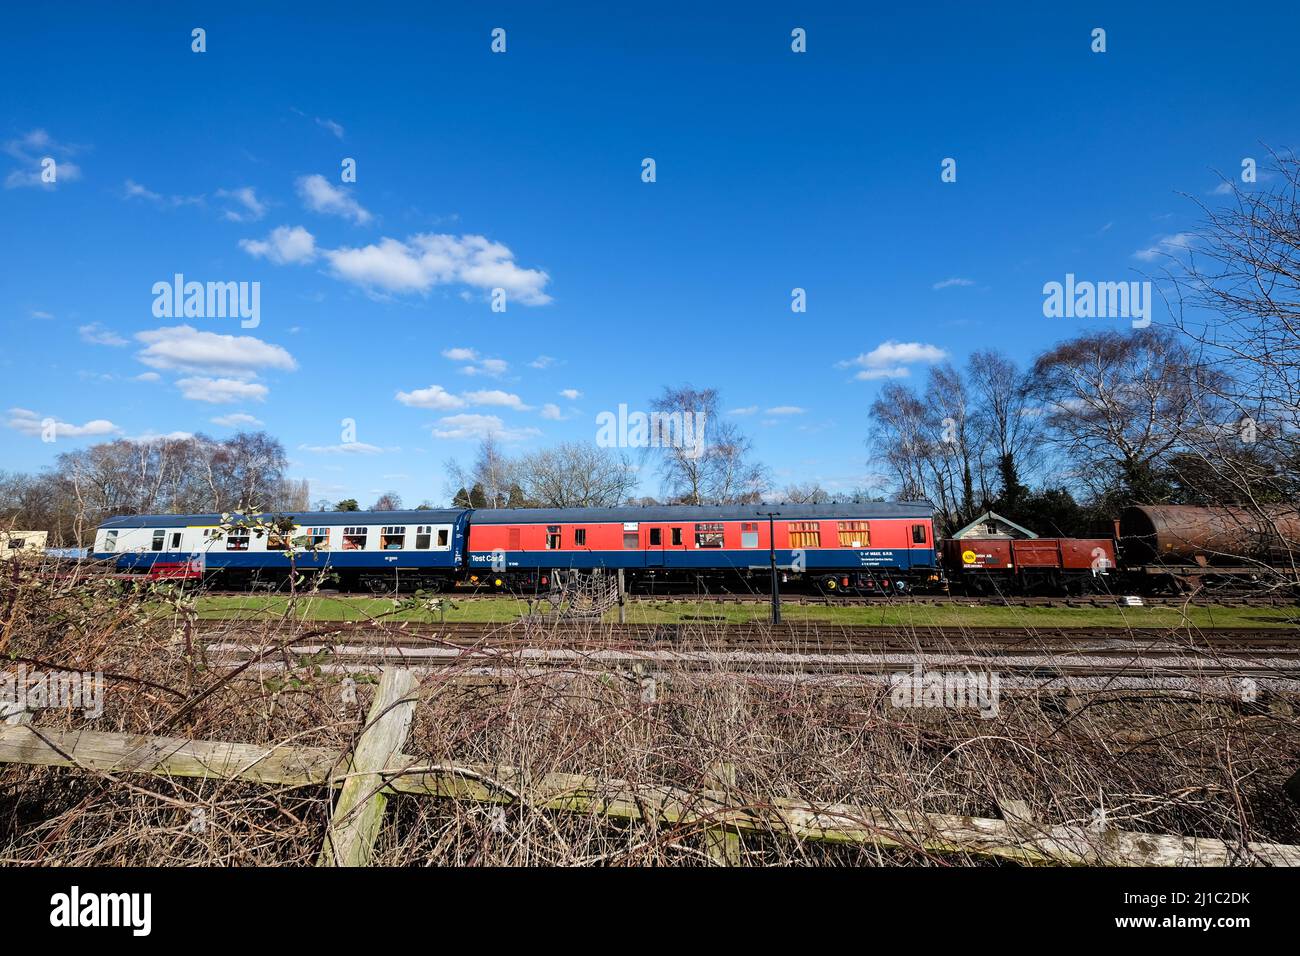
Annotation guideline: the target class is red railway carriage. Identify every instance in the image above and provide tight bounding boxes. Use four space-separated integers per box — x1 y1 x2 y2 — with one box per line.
465 503 938 593
942 537 1116 595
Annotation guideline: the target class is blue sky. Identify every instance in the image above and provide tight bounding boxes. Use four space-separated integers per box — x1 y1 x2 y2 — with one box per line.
3 2 1297 505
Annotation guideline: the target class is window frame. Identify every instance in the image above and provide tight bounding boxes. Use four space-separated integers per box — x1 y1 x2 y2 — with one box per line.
380 525 407 550
103 530 118 553
151 529 165 552
342 526 368 550
415 525 432 549
574 527 587 547
694 523 725 549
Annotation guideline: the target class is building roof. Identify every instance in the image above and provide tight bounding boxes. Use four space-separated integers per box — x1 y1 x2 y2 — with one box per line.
950 511 1039 540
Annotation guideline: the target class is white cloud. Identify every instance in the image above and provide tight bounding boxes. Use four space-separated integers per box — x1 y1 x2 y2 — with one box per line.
216 186 266 222
31 310 54 320
395 384 466 410
932 277 975 290
728 406 759 416
839 341 948 381
299 442 386 454
765 406 806 415
559 388 581 400
463 389 531 410
176 377 270 404
461 357 508 377
240 225 317 264
122 179 204 209
540 403 563 420
211 412 263 428
530 355 555 369
1133 233 1194 261
79 323 127 347
441 347 478 362
133 372 161 383
127 430 194 443
430 413 540 442
4 130 82 189
324 233 552 304
315 117 345 139
296 173 371 224
135 325 297 375
7 407 119 438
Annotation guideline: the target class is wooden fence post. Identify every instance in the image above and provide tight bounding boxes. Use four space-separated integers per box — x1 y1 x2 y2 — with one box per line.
317 668 419 867
704 762 741 865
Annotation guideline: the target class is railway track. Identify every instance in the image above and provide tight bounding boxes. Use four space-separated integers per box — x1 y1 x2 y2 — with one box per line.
196 619 1300 683
189 588 1300 608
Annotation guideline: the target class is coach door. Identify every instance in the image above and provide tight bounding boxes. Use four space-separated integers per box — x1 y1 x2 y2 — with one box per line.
646 525 665 566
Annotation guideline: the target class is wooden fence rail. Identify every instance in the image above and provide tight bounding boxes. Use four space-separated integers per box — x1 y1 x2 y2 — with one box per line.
1 667 1297 867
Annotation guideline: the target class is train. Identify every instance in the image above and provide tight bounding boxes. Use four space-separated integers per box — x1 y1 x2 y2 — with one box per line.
86 501 1300 596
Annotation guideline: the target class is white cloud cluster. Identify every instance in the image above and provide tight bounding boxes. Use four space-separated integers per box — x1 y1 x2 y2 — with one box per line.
176 377 269 404
839 341 948 381
135 325 297 375
395 384 465 410
216 186 267 222
122 179 204 209
932 277 975 290
430 414 540 442
4 130 82 189
7 407 118 438
79 322 127 347
240 225 317 264
395 385 530 411
296 174 371 224
1133 233 1193 262
299 441 386 454
211 412 263 428
323 233 551 304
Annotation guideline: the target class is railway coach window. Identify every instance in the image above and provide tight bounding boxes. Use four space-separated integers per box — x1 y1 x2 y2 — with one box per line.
103 531 118 552
546 526 561 550
741 522 759 548
649 528 662 546
306 527 329 548
343 527 367 550
151 530 165 552
381 526 406 550
415 526 431 549
789 522 821 548
671 528 682 546
438 528 449 547
912 524 927 544
574 528 587 546
838 522 870 548
695 523 724 548
226 531 250 551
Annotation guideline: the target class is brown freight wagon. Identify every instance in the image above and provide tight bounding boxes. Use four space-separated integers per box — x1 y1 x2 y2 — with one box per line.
942 537 1117 595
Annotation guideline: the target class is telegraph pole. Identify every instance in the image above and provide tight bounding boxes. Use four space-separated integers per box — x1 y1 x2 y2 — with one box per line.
762 511 781 624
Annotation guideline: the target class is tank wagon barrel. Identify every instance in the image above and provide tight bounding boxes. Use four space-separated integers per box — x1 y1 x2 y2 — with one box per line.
1120 505 1300 566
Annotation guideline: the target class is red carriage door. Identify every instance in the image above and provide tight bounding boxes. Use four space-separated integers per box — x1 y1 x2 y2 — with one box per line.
646 525 664 566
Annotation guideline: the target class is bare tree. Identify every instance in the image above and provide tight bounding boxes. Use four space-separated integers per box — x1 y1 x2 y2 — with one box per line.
1027 329 1219 504
371 491 403 511
647 385 767 503
966 349 1041 508
516 443 636 507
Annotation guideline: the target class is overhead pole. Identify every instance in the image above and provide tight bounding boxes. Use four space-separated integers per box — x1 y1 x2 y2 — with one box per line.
762 510 781 625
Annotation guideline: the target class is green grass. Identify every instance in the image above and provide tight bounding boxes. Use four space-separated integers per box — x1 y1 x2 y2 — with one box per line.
193 593 1300 629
